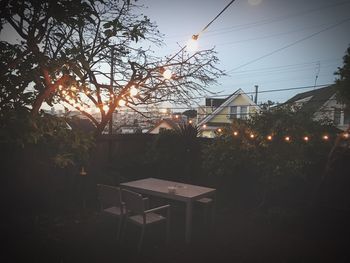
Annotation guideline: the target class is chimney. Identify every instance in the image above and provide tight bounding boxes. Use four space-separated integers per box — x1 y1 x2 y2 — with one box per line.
254 85 258 104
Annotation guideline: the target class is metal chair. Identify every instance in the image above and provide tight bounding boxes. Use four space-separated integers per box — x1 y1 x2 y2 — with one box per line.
121 188 171 252
96 184 125 240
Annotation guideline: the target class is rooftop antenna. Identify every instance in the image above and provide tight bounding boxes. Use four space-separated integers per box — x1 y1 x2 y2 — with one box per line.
313 61 320 89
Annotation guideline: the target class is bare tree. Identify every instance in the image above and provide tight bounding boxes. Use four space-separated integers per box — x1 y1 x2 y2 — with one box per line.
0 0 224 135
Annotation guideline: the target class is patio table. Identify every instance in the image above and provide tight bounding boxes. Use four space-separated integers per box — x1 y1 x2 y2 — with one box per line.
120 177 216 244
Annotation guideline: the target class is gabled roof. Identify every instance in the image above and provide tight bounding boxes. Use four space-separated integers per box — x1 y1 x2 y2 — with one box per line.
66 117 96 133
205 98 227 107
147 118 185 133
284 85 336 113
198 88 257 126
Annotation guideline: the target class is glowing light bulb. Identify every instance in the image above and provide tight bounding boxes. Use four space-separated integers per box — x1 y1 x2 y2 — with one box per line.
322 135 329 140
343 132 349 139
250 134 255 139
163 69 172 80
203 124 207 128
218 128 222 133
189 120 193 124
103 105 109 112
130 86 138 97
303 136 309 142
285 136 290 142
118 99 126 107
233 131 238 136
267 135 272 140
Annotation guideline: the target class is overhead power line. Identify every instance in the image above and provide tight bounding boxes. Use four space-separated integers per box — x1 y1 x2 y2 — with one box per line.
192 83 332 100
110 83 333 111
165 0 349 40
226 18 350 73
229 58 340 75
199 0 236 34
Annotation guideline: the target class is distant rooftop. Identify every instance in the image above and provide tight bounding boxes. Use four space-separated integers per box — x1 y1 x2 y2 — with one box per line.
284 85 336 114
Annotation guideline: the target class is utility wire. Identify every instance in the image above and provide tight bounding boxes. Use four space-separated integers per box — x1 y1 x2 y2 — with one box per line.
226 18 350 74
112 83 333 111
216 22 331 47
204 0 350 37
230 58 340 75
192 83 332 99
165 0 236 61
200 0 236 34
193 0 236 39
165 0 349 39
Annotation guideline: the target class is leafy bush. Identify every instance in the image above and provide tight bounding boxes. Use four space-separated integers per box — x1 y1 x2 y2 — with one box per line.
202 108 335 209
1 109 95 213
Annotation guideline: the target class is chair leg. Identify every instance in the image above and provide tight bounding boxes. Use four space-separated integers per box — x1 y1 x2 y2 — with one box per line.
138 226 145 252
121 219 127 241
166 219 170 244
117 217 123 241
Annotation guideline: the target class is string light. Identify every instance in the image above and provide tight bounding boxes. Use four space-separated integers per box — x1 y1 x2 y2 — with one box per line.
163 69 172 80
284 136 291 142
322 135 329 140
250 134 255 139
303 136 309 142
218 128 222 133
267 135 273 141
130 86 138 97
233 131 238 136
118 99 126 107
103 105 109 112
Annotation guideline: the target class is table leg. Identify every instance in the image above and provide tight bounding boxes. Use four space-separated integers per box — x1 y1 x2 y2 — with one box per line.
185 200 193 244
212 192 216 224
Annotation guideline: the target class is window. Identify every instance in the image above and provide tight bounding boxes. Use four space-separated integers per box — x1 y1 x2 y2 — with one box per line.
334 108 341 125
240 106 248 120
229 106 249 119
230 106 238 119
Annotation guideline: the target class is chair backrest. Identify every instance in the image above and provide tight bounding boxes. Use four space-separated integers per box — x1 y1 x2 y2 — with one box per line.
97 184 122 209
121 189 145 214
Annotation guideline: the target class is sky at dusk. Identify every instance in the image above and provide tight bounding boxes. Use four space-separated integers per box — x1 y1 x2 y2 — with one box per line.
1 0 349 111
139 0 350 105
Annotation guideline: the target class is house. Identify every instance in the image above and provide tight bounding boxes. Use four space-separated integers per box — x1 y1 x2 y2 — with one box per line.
197 89 260 138
66 116 96 133
148 116 187 134
284 85 349 131
117 124 142 134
